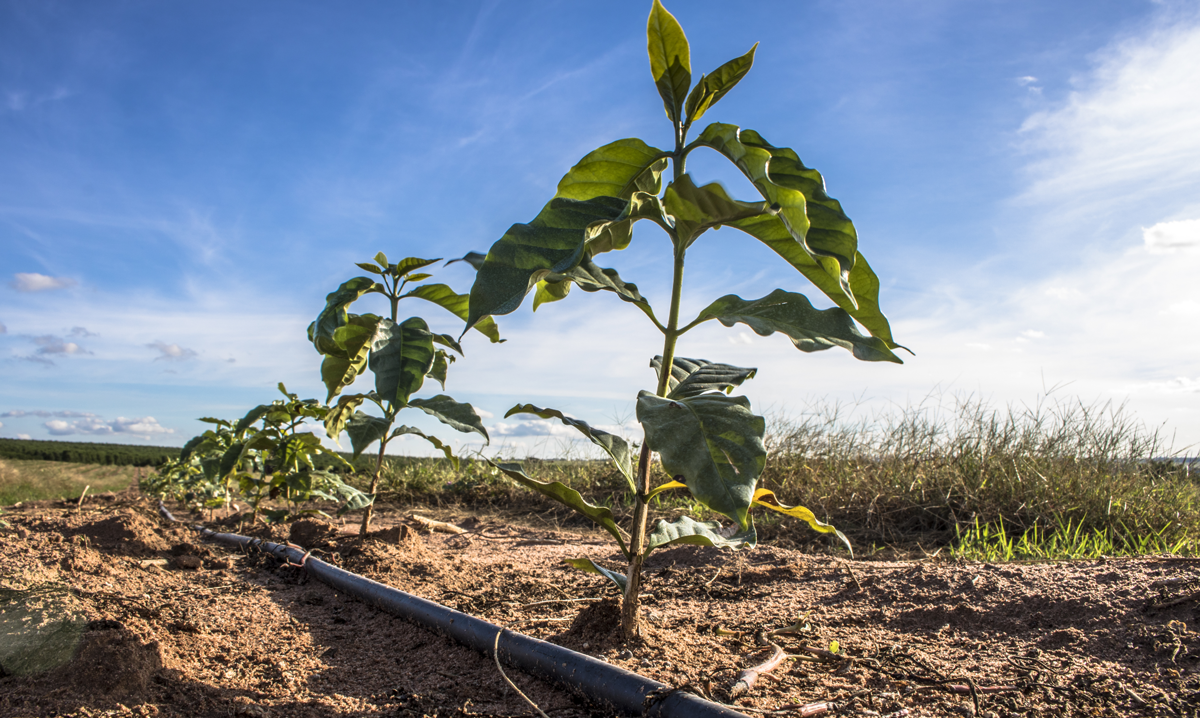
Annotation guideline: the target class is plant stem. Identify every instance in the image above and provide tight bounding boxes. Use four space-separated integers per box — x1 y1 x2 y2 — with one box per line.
622 145 689 639
360 440 387 536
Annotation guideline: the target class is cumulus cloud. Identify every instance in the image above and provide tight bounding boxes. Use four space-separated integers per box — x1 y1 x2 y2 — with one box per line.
1143 218 1200 253
10 273 78 292
31 335 91 356
16 433 30 440
146 341 198 361
43 415 174 437
489 419 580 438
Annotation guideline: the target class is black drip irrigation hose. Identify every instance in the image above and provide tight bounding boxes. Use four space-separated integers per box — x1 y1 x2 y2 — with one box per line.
175 514 749 718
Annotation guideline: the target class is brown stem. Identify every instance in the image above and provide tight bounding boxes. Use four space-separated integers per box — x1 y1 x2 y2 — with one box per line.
620 442 654 640
359 440 387 536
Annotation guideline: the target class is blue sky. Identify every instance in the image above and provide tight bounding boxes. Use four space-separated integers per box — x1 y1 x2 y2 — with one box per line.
2 0 1199 457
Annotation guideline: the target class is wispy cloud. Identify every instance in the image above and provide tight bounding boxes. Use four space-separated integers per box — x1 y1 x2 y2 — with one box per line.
31 334 90 356
10 273 77 292
2 409 98 418
146 341 198 361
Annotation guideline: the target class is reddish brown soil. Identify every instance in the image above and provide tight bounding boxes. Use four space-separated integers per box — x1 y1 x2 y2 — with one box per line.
3 490 1200 717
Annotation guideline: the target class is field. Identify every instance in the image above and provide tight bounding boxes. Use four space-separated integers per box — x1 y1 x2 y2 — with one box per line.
0 459 148 507
2 397 1200 717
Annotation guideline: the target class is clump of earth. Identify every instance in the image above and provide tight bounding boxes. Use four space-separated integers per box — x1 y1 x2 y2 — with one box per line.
2 489 1198 717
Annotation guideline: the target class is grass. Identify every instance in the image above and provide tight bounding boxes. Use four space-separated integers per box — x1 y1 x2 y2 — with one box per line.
0 459 144 506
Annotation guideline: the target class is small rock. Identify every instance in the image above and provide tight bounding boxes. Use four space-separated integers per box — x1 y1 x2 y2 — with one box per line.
640 658 652 667
617 649 633 660
174 555 203 570
16 528 29 539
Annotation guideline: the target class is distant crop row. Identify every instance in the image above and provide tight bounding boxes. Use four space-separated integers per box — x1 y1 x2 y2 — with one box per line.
0 438 179 467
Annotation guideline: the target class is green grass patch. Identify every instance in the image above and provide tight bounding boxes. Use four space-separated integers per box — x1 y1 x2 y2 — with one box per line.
0 459 143 505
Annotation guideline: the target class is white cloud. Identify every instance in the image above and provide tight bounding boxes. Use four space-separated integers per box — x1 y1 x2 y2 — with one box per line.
31 335 90 356
1144 218 1200 253
146 341 198 361
2 410 97 418
43 415 174 437
16 434 30 440
10 273 78 292
490 419 580 438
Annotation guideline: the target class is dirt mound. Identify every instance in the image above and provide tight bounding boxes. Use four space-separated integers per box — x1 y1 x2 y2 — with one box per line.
68 509 171 556
555 598 622 653
65 624 163 697
288 518 338 548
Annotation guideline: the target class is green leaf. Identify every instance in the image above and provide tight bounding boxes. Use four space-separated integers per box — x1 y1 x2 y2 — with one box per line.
310 277 376 355
345 411 392 459
405 272 433 282
466 195 627 330
218 441 246 479
563 557 627 592
636 391 765 530
428 350 451 389
235 405 272 435
329 478 374 515
179 435 205 461
390 425 458 470
369 317 435 407
492 462 628 558
542 257 649 309
355 262 383 275
730 214 901 349
431 332 464 355
408 394 489 442
197 417 229 426
321 314 380 401
646 515 757 552
647 0 691 125
374 251 389 268
445 251 486 270
650 356 757 400
504 404 634 492
403 283 503 343
753 488 852 557
684 43 757 129
694 123 855 299
662 174 767 249
693 289 902 363
532 276 573 310
324 394 367 443
392 257 441 278
554 138 668 202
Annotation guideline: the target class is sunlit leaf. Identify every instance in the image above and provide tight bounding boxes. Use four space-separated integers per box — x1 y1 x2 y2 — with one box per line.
235 405 272 436
321 314 380 401
663 174 767 249
431 332 464 355
694 289 902 363
646 515 757 552
753 487 853 557
390 425 458 469
650 356 757 399
694 123 855 299
684 43 756 129
647 0 691 125
403 283 503 343
563 557 627 592
428 350 451 390
645 479 688 501
309 277 376 355
392 257 441 278
345 411 392 459
554 138 668 201
369 317 435 407
324 393 367 443
355 262 383 275
505 404 634 491
408 394 489 441
493 462 628 558
636 391 765 529
374 251 389 268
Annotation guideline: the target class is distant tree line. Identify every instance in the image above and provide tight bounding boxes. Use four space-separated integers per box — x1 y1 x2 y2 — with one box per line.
0 438 179 467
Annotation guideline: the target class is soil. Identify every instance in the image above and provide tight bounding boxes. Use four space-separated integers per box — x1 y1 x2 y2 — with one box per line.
3 490 1200 717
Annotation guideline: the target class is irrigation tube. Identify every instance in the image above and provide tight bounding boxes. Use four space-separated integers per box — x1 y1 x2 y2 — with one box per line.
197 527 749 718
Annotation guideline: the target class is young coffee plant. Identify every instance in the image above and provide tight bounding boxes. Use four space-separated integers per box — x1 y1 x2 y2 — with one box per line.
310 252 499 535
465 1 906 639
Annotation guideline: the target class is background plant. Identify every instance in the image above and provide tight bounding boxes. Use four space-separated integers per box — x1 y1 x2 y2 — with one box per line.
465 0 905 640
311 252 499 535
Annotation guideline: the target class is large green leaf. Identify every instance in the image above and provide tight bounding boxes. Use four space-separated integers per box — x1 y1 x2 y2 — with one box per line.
646 515 757 552
694 123 855 298
320 314 380 401
390 425 458 469
694 289 902 363
555 139 668 201
684 43 757 129
636 391 765 530
402 283 503 344
729 212 901 349
493 462 628 558
563 557 627 592
369 317 435 407
392 257 441 278
647 0 690 126
218 441 246 479
535 257 649 310
662 174 767 249
466 196 628 330
324 394 367 443
345 411 392 459
407 394 489 442
235 405 272 435
650 356 757 400
445 251 486 270
309 277 377 355
753 488 852 557
504 404 634 492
